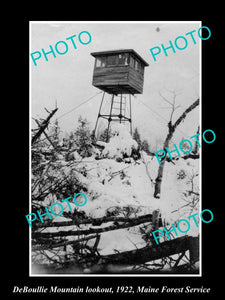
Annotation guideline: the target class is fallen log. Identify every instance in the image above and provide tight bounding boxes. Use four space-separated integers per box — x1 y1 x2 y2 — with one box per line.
32 234 98 251
99 235 199 265
32 213 155 239
35 213 158 228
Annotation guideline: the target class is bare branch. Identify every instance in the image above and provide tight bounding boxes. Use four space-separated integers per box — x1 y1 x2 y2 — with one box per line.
32 108 58 145
159 90 181 123
173 98 199 129
159 91 173 106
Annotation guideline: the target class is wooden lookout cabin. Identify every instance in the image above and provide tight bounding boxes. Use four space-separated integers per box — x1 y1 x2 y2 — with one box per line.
91 49 149 95
91 49 149 140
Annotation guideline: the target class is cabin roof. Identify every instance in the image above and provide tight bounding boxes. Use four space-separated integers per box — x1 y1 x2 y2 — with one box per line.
91 49 149 67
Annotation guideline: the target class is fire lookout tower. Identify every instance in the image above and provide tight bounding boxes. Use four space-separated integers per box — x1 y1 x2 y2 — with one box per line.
91 49 149 141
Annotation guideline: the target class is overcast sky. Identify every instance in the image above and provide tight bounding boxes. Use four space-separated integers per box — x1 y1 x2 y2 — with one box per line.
30 21 201 147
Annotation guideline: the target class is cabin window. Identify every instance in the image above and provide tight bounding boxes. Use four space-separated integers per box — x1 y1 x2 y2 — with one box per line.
130 57 144 74
137 61 144 74
139 64 144 74
96 57 106 68
118 53 129 65
129 56 135 68
107 55 118 66
95 53 144 71
134 60 139 71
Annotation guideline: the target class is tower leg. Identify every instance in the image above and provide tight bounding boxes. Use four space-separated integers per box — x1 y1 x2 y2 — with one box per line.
119 92 122 124
94 93 133 142
106 94 115 142
129 94 132 136
94 92 105 139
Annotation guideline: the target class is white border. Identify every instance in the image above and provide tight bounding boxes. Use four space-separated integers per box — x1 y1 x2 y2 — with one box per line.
29 20 202 277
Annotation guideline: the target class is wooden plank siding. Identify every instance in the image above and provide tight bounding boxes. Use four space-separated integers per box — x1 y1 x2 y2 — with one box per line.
92 66 129 86
128 67 144 94
92 65 144 94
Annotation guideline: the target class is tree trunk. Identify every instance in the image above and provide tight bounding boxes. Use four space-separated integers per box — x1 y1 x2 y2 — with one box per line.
154 122 175 198
32 108 58 145
154 99 199 198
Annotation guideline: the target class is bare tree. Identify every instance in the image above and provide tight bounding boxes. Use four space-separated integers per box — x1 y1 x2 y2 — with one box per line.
154 96 200 198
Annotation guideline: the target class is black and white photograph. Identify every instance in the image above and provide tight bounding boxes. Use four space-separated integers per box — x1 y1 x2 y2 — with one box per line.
29 21 202 276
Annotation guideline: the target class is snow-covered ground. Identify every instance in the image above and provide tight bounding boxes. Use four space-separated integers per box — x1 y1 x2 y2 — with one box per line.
33 124 200 271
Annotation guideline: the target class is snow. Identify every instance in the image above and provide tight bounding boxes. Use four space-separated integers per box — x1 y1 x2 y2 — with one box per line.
102 124 138 159
34 125 200 268
72 150 82 161
159 157 199 223
74 127 199 254
80 159 160 220
98 228 146 255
